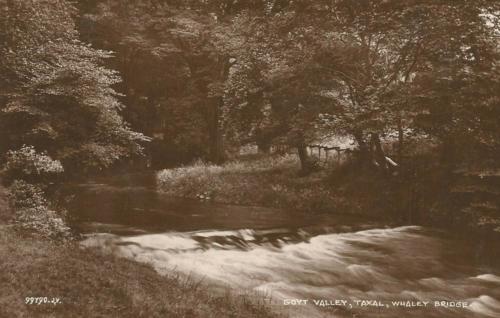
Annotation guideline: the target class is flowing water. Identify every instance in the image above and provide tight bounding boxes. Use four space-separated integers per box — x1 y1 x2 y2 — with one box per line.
66 177 500 318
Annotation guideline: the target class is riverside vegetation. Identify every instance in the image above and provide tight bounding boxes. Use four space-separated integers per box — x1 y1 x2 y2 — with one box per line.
157 154 370 216
157 152 500 237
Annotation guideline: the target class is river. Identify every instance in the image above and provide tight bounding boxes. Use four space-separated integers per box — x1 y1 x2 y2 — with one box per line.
65 176 500 318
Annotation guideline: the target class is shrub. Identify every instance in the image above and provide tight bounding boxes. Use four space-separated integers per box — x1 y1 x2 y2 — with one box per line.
7 180 71 239
3 145 63 183
7 179 47 210
1 146 70 238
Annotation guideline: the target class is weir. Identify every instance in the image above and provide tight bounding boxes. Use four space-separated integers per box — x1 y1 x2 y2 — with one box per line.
70 181 500 318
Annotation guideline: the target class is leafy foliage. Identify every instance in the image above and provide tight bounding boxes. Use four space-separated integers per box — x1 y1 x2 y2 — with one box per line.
0 0 148 173
0 0 149 237
217 1 500 167
79 1 225 165
2 146 69 237
3 145 63 182
76 0 500 171
8 180 70 238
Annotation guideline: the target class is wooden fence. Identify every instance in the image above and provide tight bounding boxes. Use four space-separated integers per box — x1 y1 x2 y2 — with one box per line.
306 144 354 166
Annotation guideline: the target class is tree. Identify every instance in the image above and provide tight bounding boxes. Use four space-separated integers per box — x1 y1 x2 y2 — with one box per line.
0 0 148 174
212 3 326 170
216 0 500 172
75 0 499 172
270 0 500 170
80 0 241 165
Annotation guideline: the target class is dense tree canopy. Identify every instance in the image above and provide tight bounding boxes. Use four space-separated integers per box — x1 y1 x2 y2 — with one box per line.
2 0 499 171
0 0 148 174
198 0 500 169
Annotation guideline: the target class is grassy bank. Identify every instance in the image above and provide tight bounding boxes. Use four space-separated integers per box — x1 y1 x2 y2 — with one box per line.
0 185 280 318
156 153 500 236
156 154 401 220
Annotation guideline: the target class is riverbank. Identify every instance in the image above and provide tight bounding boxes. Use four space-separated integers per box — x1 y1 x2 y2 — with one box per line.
156 154 402 220
156 153 500 237
0 184 280 318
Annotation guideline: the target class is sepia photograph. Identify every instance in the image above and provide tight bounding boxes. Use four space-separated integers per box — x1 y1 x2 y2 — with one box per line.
1 1 500 317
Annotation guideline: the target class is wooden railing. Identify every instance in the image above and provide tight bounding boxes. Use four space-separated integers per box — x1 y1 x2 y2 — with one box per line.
307 145 355 166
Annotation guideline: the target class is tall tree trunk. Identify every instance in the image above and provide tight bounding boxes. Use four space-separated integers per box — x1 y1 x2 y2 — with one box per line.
257 140 271 154
208 56 233 164
208 95 225 164
297 143 311 173
255 128 271 154
397 112 404 163
370 132 387 170
353 130 370 165
292 132 312 173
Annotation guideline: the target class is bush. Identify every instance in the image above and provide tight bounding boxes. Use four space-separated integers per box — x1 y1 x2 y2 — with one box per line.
7 179 47 210
1 145 70 238
3 145 63 183
7 180 70 239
